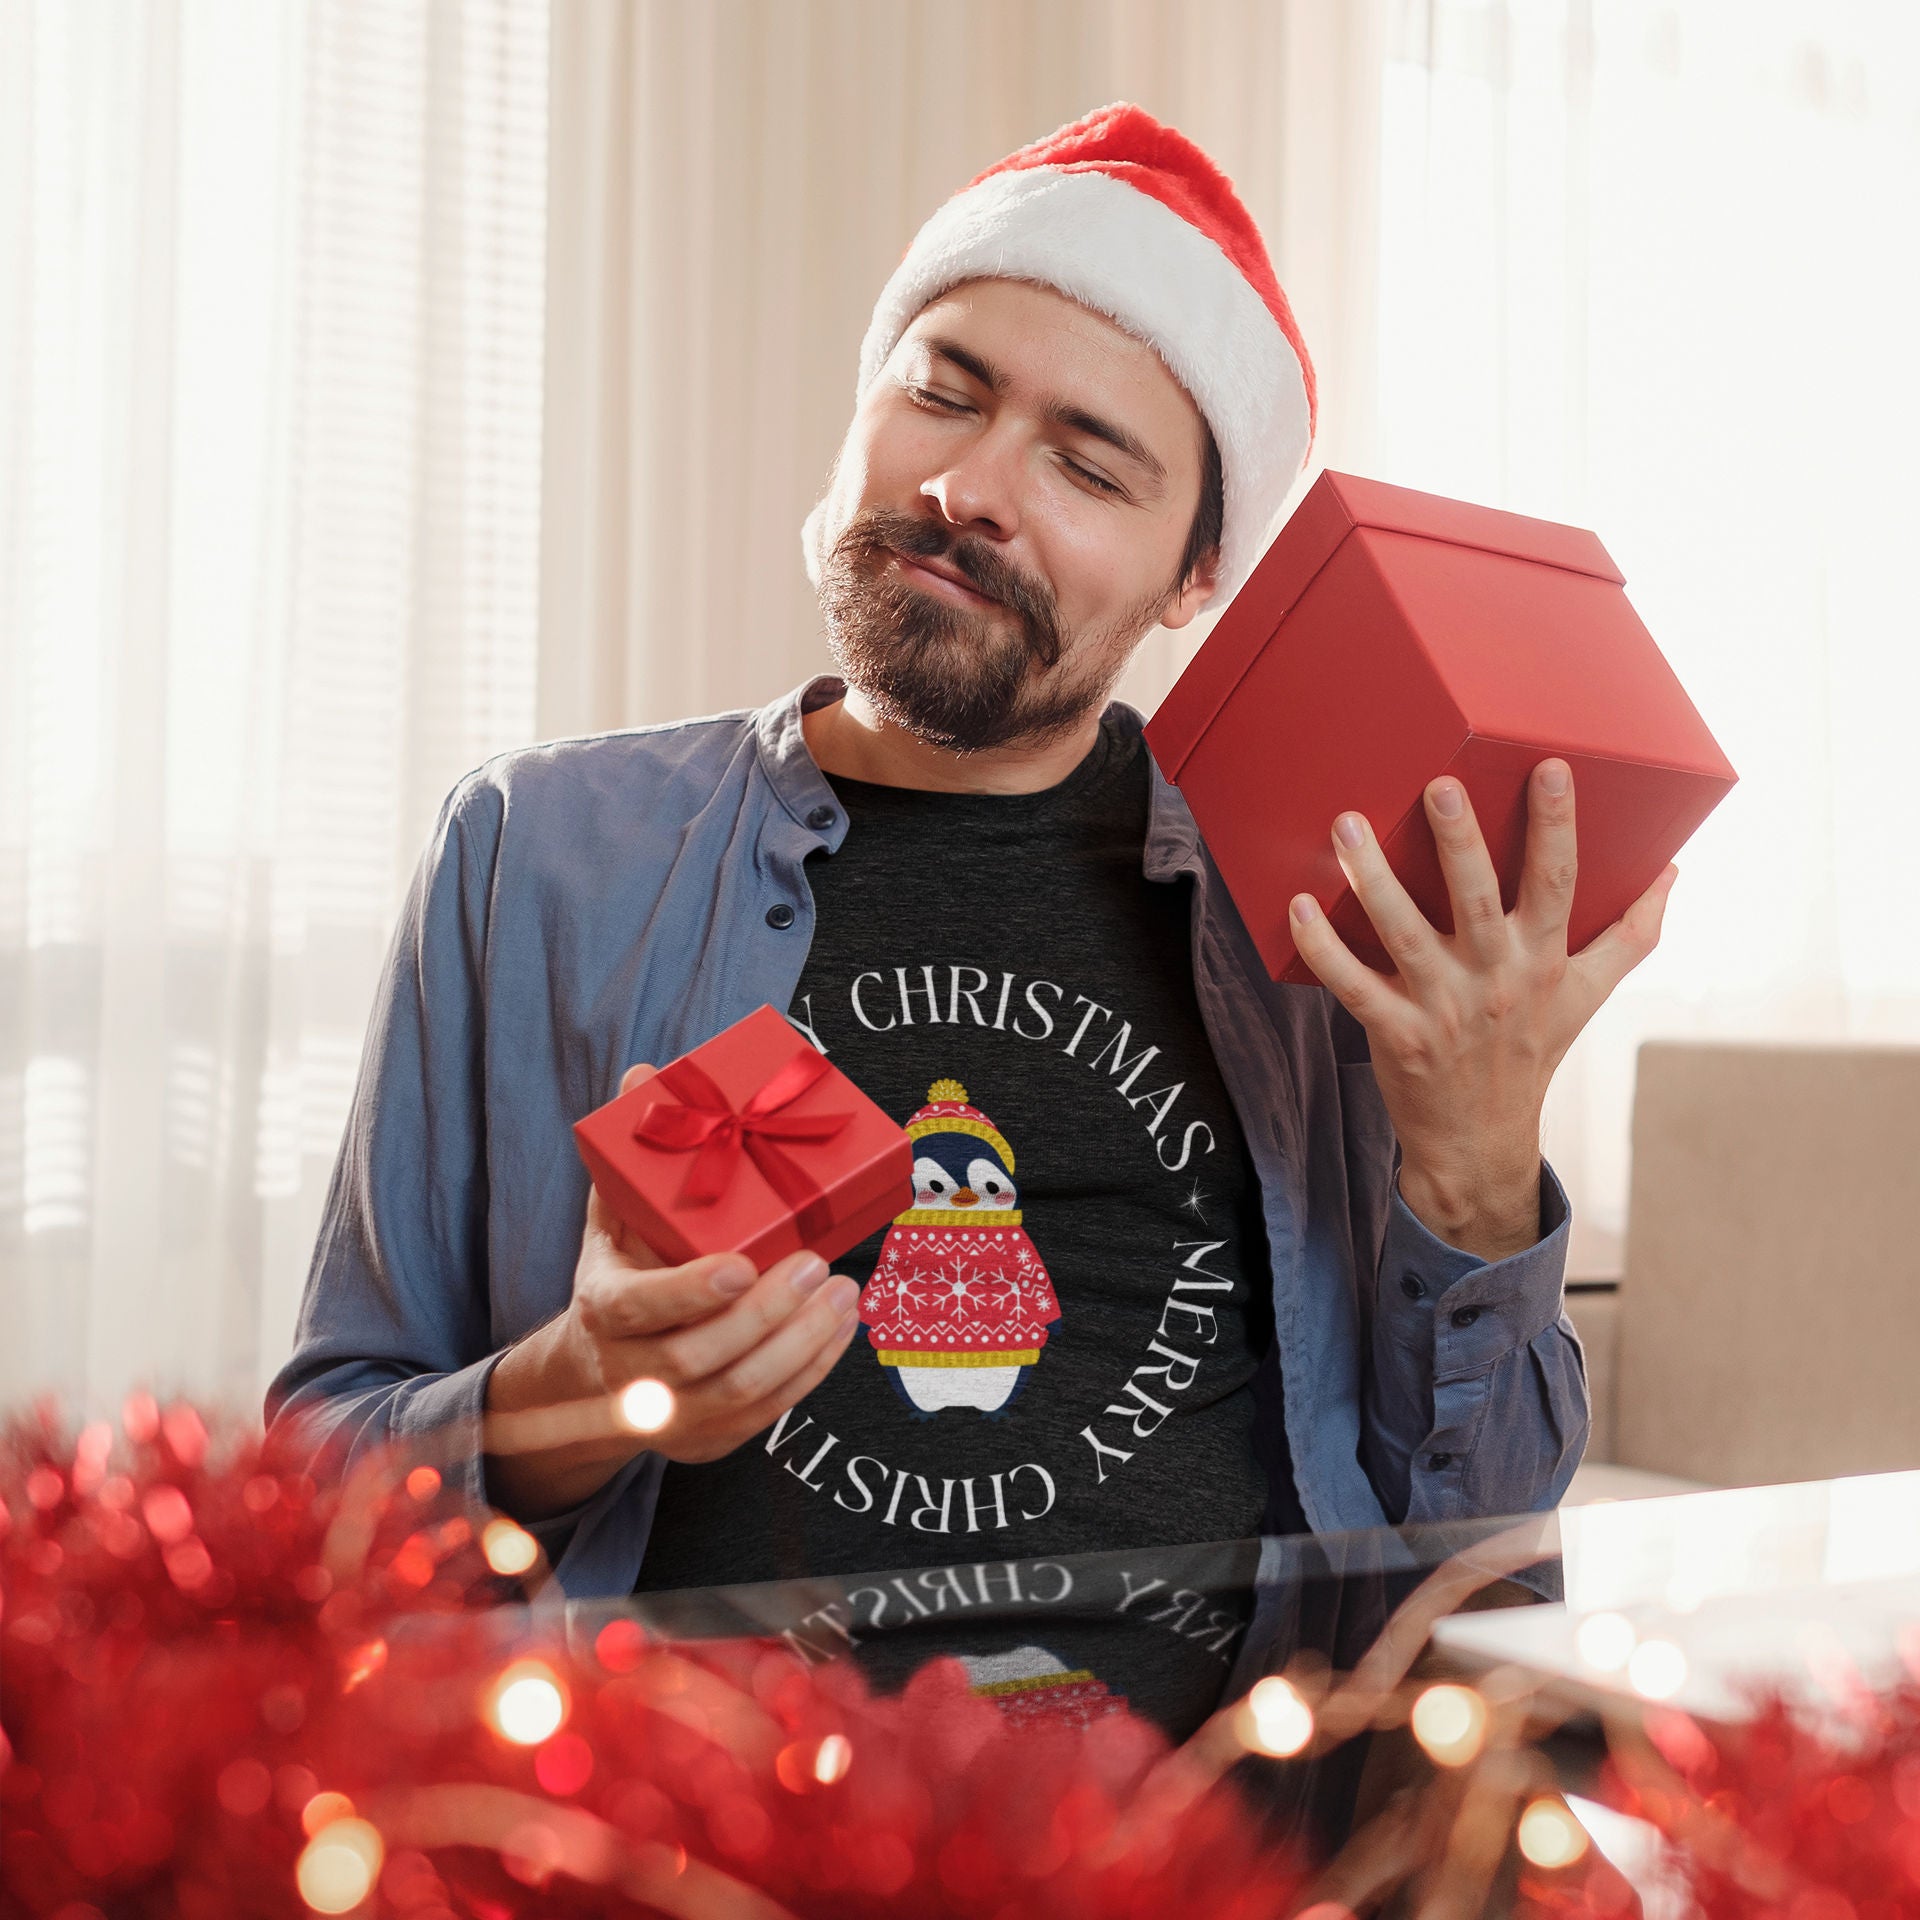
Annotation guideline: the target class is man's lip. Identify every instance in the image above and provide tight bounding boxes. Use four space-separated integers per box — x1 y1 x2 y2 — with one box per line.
892 549 996 606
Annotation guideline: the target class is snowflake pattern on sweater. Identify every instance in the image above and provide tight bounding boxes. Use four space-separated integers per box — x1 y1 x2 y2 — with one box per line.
861 1223 1061 1357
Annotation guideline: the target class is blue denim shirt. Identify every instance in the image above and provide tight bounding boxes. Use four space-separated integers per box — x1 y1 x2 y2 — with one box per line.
267 675 1587 1596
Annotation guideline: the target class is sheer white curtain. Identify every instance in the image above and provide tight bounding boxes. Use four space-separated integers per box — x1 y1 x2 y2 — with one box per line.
0 0 549 1414
11 0 1908 1413
1371 0 1920 1271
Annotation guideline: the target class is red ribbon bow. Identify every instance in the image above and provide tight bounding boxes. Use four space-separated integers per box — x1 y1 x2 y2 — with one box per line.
633 1047 851 1236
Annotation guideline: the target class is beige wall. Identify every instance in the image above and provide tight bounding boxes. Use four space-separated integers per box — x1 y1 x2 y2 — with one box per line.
1612 1042 1920 1487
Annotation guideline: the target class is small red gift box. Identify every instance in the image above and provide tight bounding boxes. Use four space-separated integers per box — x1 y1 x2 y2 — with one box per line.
1145 470 1738 984
573 1006 914 1270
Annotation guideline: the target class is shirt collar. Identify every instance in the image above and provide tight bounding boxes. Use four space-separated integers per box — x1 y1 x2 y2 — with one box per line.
757 671 1205 882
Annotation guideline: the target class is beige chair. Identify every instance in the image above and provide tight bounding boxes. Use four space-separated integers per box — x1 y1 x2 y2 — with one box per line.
1601 1040 1920 1489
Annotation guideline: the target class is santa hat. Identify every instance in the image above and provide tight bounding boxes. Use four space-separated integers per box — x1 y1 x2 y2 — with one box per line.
802 101 1318 610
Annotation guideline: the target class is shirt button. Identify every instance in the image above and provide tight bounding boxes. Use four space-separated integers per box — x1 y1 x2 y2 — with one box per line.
1399 1273 1425 1301
806 804 836 830
765 903 795 930
1426 1452 1455 1470
1450 1306 1481 1329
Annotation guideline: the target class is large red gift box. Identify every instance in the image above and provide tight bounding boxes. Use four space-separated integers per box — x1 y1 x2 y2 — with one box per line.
1145 470 1737 984
573 1005 914 1270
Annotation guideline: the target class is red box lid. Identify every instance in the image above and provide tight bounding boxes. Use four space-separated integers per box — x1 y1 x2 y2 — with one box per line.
1149 470 1629 779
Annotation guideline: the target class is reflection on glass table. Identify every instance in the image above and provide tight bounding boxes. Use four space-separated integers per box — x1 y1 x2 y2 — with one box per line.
564 1508 1563 1854
556 1470 1920 1857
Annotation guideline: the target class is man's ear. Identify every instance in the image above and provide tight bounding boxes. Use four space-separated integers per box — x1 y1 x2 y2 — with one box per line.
1159 548 1221 632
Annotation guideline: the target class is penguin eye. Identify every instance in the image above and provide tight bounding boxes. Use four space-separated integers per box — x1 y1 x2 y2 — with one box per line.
966 1157 1013 1201
913 1156 952 1195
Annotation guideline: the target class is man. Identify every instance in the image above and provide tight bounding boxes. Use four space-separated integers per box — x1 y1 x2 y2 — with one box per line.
268 104 1671 1605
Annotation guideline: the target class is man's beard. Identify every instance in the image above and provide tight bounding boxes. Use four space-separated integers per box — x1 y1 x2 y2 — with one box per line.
817 505 1169 754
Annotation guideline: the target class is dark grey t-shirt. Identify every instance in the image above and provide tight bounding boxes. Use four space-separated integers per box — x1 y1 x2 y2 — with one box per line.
633 715 1294 1601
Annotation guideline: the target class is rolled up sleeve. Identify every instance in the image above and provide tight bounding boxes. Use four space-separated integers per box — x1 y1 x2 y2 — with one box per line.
1362 1162 1588 1524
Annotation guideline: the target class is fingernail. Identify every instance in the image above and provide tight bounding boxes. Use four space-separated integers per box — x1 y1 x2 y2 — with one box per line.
1290 894 1321 924
1334 813 1366 850
1538 761 1570 797
789 1254 830 1293
714 1257 756 1297
828 1276 860 1314
1430 781 1464 818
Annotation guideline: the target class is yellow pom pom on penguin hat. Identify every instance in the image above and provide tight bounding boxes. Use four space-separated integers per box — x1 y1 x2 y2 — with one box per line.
904 1078 1016 1174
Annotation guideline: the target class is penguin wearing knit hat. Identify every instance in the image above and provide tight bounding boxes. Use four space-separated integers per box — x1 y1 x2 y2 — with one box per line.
857 1079 1060 1417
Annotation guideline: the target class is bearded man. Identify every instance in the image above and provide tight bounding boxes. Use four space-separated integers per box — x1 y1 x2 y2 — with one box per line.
270 104 1670 1604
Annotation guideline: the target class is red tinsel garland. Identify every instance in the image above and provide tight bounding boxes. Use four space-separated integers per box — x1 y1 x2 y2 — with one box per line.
0 1402 1310 1920
1602 1687 1920 1920
1519 1659 1920 1919
16 1399 1920 1919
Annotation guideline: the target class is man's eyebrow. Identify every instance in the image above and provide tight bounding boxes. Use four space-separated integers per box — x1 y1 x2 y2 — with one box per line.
924 338 1007 395
1044 400 1167 487
920 337 1169 487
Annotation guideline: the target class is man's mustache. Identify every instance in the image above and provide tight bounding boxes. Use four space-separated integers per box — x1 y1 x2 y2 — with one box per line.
849 512 1064 669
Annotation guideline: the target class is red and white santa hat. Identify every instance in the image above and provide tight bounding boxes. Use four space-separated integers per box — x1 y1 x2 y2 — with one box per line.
803 101 1318 610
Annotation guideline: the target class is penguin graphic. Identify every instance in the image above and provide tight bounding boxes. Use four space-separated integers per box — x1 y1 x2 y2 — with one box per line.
857 1079 1060 1417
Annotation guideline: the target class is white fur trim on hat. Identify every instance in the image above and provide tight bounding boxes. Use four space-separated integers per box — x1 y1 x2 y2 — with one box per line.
802 165 1311 608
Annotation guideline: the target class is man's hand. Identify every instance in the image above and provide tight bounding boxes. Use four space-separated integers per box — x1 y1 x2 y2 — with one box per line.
1287 760 1676 1261
485 1063 863 1520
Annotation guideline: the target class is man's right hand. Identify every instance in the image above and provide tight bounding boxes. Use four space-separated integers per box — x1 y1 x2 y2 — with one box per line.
483 1063 864 1521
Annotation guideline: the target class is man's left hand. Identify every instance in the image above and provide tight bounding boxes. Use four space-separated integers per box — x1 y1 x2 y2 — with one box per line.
1287 759 1676 1262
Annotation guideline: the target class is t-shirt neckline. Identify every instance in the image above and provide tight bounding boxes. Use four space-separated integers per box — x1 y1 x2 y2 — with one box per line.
820 708 1139 819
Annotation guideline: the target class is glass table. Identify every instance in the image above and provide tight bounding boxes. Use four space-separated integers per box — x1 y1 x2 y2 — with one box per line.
551 1470 1920 1855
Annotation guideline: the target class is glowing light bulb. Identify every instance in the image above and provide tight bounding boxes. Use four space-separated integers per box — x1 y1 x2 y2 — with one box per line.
490 1661 568 1745
1516 1796 1590 1869
295 1817 384 1913
617 1378 675 1433
1410 1684 1489 1768
1627 1638 1688 1701
1575 1611 1636 1672
1238 1675 1314 1757
813 1733 852 1784
481 1518 539 1576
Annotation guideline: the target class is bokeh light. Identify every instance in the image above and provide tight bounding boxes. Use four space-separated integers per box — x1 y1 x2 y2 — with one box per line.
1574 1611 1637 1672
405 1465 442 1501
300 1790 356 1837
1516 1796 1590 1869
617 1378 675 1433
215 1757 273 1816
595 1617 647 1673
481 1518 539 1576
490 1660 568 1745
813 1733 853 1784
533 1729 595 1796
1627 1638 1689 1701
295 1816 385 1912
1238 1675 1314 1757
1410 1684 1488 1768
142 1484 193 1542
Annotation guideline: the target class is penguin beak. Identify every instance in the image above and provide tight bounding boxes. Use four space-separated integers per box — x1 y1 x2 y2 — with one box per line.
950 1188 979 1206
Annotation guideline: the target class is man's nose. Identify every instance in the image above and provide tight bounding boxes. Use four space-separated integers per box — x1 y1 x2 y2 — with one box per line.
921 431 1023 540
